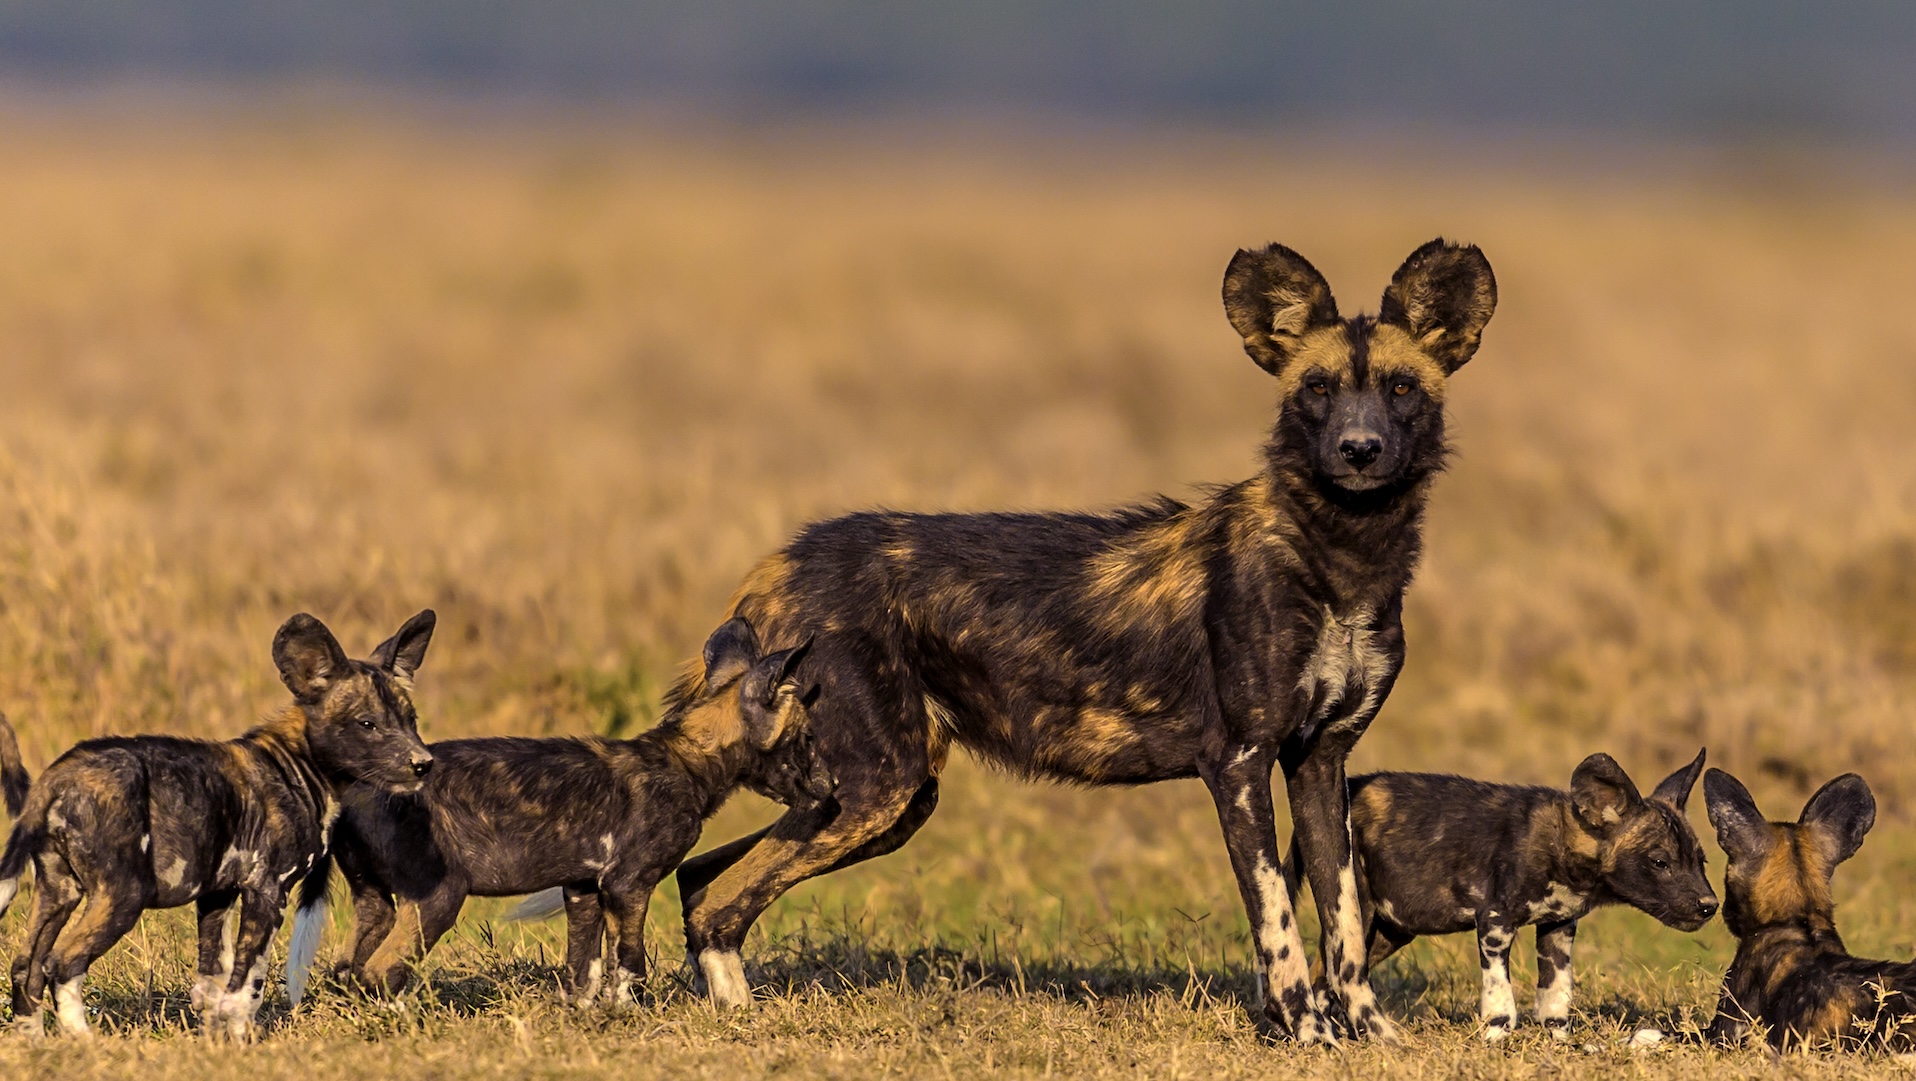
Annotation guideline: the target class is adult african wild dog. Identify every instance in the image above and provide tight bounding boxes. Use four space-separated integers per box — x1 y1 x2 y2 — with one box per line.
1703 768 1912 1050
313 617 832 1006
671 240 1498 1042
1288 750 1716 1041
0 610 436 1040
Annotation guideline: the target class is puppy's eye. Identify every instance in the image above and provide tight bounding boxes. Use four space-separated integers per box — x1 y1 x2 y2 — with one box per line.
1651 857 1669 870
359 718 377 730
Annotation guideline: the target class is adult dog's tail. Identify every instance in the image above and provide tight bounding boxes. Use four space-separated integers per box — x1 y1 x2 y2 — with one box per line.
286 853 334 1008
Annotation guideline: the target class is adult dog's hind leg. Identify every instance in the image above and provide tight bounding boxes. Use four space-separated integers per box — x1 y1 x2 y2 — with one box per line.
677 777 939 918
190 891 238 1014
1200 743 1334 1045
684 779 923 1009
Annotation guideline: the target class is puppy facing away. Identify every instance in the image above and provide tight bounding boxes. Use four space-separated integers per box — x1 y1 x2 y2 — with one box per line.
1288 749 1716 1041
314 616 833 1006
1703 768 1912 1050
0 610 438 1039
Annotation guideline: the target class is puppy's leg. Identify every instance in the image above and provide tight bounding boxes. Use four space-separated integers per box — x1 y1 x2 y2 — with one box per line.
191 892 238 1015
1475 912 1520 1042
343 878 397 987
1534 919 1577 1039
208 890 283 1042
364 883 466 996
45 885 144 1037
560 887 604 1005
10 857 81 1035
602 883 653 1009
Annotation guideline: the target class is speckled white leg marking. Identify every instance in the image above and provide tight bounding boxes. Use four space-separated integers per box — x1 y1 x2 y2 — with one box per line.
54 975 89 1037
608 965 636 1008
1250 854 1335 1045
698 950 750 1009
1478 923 1516 1042
1324 861 1398 1041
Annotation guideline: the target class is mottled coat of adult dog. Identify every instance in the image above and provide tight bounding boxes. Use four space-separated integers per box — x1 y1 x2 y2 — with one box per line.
670 240 1497 1043
1703 768 1912 1050
1289 750 1716 1041
0 611 437 1040
316 617 832 1005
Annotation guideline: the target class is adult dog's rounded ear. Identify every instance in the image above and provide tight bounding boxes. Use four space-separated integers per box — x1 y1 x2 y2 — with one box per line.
1222 243 1338 376
274 613 351 704
1650 747 1707 811
1379 238 1496 374
702 617 762 690
1800 773 1875 867
1704 768 1772 863
1570 752 1643 831
370 609 437 682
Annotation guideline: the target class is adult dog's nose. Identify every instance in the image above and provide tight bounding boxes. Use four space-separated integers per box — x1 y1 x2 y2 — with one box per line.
1339 434 1383 468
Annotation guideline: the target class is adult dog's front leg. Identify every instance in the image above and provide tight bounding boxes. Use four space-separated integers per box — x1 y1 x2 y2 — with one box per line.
1475 911 1520 1042
1534 919 1577 1038
1287 744 1399 1041
1199 744 1334 1045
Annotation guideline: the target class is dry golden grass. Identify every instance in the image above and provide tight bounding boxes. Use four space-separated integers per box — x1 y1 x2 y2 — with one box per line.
0 107 1913 1076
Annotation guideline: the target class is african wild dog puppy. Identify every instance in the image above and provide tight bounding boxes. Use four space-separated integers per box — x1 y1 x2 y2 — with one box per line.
670 240 1498 1042
313 617 832 1005
1702 768 1912 1050
1288 750 1716 1041
0 611 436 1039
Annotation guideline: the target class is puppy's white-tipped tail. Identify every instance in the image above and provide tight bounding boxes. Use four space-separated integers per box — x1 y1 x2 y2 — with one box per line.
504 887 566 922
286 895 326 1008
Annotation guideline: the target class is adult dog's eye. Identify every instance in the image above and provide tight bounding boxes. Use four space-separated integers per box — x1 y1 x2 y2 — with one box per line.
1392 380 1413 396
1307 379 1329 396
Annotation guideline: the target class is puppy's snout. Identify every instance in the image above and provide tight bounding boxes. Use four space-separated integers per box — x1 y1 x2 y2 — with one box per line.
1338 433 1383 468
1697 896 1719 920
410 754 434 779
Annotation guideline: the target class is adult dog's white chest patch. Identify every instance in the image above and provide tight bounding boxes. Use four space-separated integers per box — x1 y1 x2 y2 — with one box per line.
1297 604 1390 727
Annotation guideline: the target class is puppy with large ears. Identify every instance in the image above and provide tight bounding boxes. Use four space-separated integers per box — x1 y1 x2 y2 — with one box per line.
314 616 833 1009
1703 768 1913 1050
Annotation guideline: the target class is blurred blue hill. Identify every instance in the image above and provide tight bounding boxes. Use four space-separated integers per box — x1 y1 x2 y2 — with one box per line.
0 1 1911 141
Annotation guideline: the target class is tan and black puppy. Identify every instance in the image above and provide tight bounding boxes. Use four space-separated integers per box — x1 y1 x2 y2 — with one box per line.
1288 750 1716 1041
0 610 437 1040
1703 768 1909 1050
313 616 831 1007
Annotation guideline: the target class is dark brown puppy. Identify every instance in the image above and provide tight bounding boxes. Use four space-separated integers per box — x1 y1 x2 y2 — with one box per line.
0 611 437 1040
673 240 1497 1042
1703 768 1910 1050
316 617 831 1005
1289 750 1715 1041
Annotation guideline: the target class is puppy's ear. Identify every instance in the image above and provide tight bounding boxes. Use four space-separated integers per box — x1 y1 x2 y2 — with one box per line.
1379 239 1496 374
370 609 436 682
1650 747 1707 811
1570 753 1643 831
274 613 351 704
1799 773 1875 868
1222 243 1339 376
1704 768 1772 864
701 617 761 690
740 640 814 751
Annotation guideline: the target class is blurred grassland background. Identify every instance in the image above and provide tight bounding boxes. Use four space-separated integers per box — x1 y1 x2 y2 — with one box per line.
0 3 1914 1076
